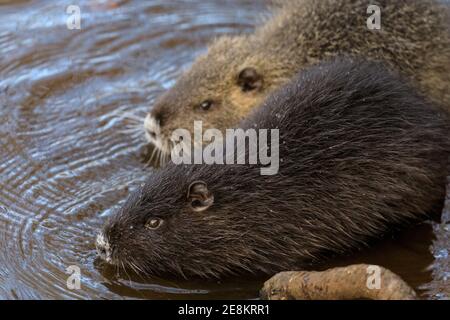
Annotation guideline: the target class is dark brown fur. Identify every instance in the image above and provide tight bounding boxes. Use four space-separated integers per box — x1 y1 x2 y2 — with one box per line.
99 58 450 278
145 0 450 157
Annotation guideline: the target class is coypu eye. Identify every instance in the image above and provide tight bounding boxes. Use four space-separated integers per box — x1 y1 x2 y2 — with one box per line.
145 218 163 230
199 100 213 111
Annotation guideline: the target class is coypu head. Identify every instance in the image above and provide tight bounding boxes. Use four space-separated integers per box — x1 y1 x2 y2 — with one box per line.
144 35 289 162
95 164 292 279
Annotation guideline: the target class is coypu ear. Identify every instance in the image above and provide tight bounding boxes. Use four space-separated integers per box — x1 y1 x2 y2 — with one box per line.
187 181 214 212
237 67 263 92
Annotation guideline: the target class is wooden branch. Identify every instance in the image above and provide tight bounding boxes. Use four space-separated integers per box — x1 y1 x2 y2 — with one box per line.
260 264 417 300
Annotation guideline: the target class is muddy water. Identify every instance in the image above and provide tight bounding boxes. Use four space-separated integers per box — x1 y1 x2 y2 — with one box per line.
0 0 447 300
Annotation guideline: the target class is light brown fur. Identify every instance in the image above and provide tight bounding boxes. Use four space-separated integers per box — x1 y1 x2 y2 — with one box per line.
147 0 450 154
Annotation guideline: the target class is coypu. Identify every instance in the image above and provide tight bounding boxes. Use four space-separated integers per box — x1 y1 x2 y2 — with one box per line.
143 0 450 161
98 58 450 278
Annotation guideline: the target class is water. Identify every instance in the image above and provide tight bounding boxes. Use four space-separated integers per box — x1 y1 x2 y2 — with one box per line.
0 0 447 299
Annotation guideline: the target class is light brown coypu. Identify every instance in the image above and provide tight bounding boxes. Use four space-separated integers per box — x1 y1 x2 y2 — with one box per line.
143 0 450 161
97 58 450 278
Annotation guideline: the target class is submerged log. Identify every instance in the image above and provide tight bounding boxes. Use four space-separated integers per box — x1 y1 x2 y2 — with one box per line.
260 264 417 300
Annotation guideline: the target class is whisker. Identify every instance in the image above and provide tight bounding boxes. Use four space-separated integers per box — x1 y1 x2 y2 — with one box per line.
126 263 148 299
158 149 163 168
129 260 147 281
146 146 158 167
121 111 146 121
121 260 133 287
121 118 141 125
119 128 143 135
164 142 171 164
123 123 144 129
115 263 120 279
159 144 164 167
166 152 170 165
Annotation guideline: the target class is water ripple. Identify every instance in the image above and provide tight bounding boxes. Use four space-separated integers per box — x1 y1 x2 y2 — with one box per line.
0 0 268 299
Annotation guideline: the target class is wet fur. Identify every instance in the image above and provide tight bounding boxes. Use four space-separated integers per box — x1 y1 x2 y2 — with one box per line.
104 58 450 278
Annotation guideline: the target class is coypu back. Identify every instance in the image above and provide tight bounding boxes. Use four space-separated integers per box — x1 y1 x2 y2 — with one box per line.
99 58 450 278
260 0 450 109
144 0 450 159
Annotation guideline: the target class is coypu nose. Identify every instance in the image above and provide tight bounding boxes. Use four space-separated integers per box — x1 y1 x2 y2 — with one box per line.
147 129 157 139
96 233 112 263
144 114 161 142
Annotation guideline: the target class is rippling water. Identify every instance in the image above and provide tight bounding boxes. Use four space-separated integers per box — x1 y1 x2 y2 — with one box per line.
0 0 447 299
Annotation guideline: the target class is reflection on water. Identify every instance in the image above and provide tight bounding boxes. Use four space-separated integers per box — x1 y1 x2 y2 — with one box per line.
0 0 447 299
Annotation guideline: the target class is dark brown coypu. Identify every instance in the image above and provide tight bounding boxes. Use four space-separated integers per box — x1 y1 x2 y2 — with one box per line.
98 58 450 278
143 0 450 161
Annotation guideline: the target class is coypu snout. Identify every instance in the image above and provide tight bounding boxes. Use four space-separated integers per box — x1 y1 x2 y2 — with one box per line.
96 232 113 264
143 109 174 166
144 113 163 148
